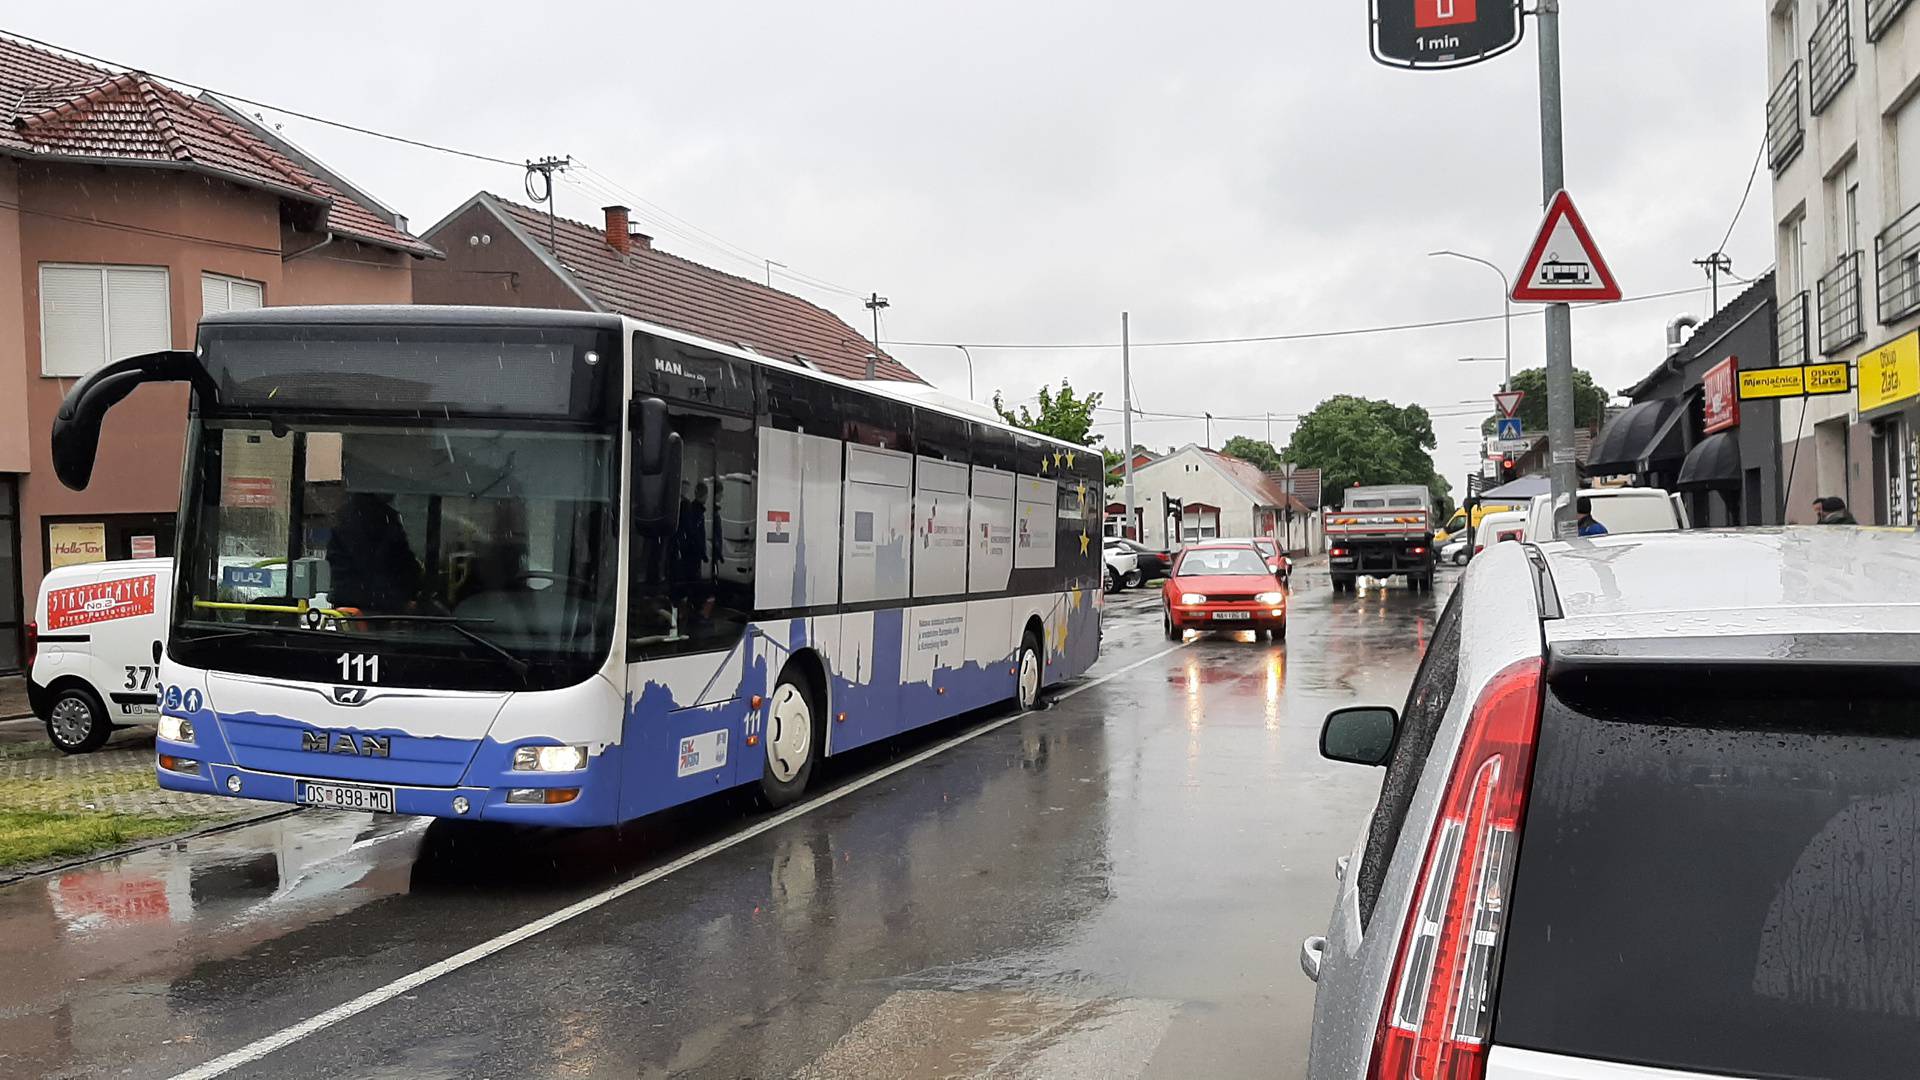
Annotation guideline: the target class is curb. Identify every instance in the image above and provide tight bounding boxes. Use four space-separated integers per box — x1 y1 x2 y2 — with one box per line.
0 806 302 887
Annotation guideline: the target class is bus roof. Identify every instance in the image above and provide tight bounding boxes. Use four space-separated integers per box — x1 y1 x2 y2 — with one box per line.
197 305 1093 455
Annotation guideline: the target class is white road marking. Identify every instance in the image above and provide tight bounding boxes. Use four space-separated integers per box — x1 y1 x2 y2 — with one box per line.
168 638 1191 1080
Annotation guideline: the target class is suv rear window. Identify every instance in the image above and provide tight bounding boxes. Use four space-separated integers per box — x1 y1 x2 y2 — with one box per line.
1496 673 1920 1079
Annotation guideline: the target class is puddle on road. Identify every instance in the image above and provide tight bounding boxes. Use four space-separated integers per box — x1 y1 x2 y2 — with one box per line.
795 988 1177 1080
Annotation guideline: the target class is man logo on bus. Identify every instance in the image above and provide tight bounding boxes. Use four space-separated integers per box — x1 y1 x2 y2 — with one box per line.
1416 0 1475 28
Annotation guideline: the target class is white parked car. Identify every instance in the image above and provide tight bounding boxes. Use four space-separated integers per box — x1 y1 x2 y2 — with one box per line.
1102 539 1140 591
1524 486 1688 541
27 558 173 753
1440 535 1470 566
1472 510 1528 556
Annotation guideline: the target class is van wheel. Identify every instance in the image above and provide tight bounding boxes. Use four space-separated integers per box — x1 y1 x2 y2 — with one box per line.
1016 631 1043 711
46 685 111 754
760 667 821 809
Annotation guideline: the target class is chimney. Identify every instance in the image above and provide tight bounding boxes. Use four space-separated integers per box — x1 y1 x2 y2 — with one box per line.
630 229 653 251
603 206 631 254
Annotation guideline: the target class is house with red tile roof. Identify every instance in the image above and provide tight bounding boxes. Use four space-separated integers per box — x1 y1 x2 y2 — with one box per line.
416 193 918 384
0 32 439 670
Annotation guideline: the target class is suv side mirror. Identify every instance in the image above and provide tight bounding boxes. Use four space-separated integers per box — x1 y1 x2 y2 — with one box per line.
51 350 213 490
630 397 684 537
1320 706 1398 766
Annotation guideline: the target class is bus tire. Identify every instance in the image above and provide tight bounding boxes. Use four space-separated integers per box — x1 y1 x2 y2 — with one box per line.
759 666 820 809
1016 630 1043 712
45 682 111 754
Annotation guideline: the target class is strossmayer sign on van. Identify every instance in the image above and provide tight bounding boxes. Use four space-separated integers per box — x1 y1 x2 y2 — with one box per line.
46 575 158 631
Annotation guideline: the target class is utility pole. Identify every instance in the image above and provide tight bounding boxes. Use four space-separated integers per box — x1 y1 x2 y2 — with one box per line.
1122 312 1136 540
864 293 890 356
524 156 571 250
1694 252 1733 315
1537 0 1579 540
1265 410 1274 447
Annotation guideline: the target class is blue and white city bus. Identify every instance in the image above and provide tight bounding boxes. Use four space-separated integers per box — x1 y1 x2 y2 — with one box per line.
50 306 1104 825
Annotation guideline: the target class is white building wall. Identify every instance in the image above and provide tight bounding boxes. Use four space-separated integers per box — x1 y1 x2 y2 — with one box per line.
1122 447 1266 550
1769 0 1920 523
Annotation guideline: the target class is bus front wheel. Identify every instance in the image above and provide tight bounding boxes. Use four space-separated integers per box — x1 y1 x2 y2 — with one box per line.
760 668 820 809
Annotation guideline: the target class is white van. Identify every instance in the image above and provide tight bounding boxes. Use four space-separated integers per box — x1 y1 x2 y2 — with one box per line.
1525 487 1689 541
27 558 173 753
1472 510 1529 556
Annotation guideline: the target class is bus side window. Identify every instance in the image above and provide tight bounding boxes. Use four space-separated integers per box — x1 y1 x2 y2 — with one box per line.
628 406 757 657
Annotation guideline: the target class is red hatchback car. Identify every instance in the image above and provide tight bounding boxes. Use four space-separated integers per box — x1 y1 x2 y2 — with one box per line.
1162 542 1288 640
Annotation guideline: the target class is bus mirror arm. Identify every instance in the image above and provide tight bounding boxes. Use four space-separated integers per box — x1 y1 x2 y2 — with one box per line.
51 349 214 491
630 397 683 536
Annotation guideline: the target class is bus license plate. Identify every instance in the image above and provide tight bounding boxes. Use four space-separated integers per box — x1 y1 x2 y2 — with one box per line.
1211 611 1251 620
299 781 395 814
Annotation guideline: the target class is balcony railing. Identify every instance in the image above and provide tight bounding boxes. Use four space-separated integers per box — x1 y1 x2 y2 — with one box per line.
1876 202 1920 324
1769 62 1805 172
1779 289 1811 367
1819 252 1865 354
1810 0 1857 114
1868 0 1913 41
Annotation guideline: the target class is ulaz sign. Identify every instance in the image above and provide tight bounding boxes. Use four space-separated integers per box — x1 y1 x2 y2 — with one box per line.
1370 0 1525 70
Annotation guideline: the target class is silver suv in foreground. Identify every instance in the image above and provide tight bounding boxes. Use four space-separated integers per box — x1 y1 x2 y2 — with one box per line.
1301 528 1920 1080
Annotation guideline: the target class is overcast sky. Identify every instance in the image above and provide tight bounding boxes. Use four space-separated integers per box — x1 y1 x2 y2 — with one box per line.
13 1 1770 491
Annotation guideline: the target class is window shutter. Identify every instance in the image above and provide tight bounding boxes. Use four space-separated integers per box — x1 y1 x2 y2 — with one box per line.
40 266 107 377
230 279 263 309
202 273 229 315
105 268 171 361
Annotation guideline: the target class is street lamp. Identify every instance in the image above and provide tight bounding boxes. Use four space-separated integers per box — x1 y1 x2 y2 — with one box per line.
949 344 975 401
1430 250 1512 392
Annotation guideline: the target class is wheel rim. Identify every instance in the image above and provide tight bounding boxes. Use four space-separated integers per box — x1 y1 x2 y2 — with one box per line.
766 684 812 783
1018 647 1041 710
1125 570 1143 587
50 696 94 746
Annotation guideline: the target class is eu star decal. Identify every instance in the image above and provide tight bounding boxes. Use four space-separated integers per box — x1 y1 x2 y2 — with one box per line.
1079 529 1091 556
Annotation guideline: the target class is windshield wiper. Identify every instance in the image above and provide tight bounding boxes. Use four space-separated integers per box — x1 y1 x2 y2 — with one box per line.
343 615 531 683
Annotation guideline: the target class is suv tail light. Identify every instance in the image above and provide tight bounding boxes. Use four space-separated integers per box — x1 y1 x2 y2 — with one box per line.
1369 658 1544 1080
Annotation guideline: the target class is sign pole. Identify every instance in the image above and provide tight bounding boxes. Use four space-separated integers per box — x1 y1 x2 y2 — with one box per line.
1122 311 1136 540
1537 0 1579 539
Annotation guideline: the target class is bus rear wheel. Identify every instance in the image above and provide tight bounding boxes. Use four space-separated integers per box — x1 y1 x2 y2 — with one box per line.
760 668 820 809
1016 631 1043 711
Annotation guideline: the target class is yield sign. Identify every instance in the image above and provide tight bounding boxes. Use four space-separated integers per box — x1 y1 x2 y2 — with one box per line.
1512 190 1622 303
1494 390 1525 417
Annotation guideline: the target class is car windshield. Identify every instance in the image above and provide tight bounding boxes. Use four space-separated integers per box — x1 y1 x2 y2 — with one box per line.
177 418 616 660
1176 547 1269 576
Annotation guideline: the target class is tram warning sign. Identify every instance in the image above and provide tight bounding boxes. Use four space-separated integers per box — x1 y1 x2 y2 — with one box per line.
1370 0 1525 70
1513 191 1622 303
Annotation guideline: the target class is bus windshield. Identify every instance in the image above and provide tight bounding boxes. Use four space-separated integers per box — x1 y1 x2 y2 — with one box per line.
176 417 617 682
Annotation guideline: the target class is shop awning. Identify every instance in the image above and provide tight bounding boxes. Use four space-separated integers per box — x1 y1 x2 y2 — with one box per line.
1675 430 1741 491
1479 475 1550 500
1588 398 1686 476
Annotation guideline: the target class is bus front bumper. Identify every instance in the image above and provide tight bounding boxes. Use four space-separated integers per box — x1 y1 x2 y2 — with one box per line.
155 754 622 827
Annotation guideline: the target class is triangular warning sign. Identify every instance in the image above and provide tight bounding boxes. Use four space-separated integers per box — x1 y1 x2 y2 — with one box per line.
1494 390 1525 418
1512 190 1621 303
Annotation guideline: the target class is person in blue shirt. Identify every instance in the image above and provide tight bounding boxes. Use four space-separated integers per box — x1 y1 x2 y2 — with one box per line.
1577 497 1609 537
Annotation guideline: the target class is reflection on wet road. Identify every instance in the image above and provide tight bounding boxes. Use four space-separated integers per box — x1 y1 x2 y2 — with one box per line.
0 570 1450 1079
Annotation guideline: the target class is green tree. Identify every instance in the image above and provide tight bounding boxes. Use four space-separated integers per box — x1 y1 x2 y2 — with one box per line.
1219 435 1283 472
1285 395 1453 515
993 380 1105 448
1479 366 1610 435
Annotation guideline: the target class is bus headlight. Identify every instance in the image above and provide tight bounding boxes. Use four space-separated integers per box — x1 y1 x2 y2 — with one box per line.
513 745 587 772
158 714 195 744
1256 591 1285 605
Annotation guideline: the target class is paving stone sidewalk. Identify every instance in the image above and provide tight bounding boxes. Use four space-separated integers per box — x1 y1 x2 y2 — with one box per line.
0 675 29 721
0 721 254 818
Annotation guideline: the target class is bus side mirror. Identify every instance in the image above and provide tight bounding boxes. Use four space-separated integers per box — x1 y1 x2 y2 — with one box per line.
631 397 683 537
52 350 211 490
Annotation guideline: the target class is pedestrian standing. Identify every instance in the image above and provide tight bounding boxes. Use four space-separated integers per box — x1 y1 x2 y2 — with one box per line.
1576 497 1609 537
1816 496 1858 525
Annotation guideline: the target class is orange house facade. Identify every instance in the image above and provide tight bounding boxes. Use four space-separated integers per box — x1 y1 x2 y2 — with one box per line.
0 35 438 670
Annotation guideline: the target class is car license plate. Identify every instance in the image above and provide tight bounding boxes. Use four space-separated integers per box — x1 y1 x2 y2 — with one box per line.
298 781 395 814
1211 611 1251 621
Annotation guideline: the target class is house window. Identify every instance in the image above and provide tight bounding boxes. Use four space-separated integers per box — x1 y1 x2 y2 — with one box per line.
39 264 171 378
202 272 264 315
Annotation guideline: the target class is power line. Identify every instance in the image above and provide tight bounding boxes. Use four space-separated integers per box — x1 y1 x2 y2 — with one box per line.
884 284 1709 351
1717 133 1767 258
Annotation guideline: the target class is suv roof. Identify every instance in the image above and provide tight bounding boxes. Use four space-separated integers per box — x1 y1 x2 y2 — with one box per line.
1536 528 1920 642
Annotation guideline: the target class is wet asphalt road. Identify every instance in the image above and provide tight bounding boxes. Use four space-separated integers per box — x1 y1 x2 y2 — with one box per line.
0 569 1451 1080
